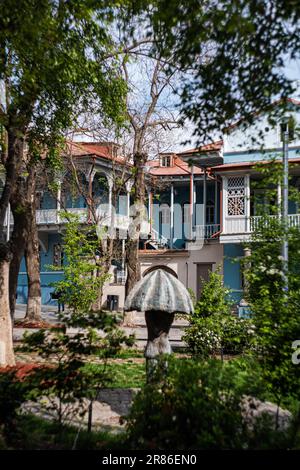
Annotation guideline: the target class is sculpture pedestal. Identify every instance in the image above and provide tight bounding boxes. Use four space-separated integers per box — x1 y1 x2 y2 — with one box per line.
144 311 174 381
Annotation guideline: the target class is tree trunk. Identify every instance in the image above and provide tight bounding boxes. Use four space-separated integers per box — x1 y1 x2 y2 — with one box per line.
125 152 147 297
9 185 28 320
125 238 140 295
25 206 41 321
0 245 15 366
0 131 25 366
9 238 25 321
92 238 115 312
9 165 42 322
0 131 24 232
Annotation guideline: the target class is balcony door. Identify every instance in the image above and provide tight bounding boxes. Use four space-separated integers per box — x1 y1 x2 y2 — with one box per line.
196 263 213 300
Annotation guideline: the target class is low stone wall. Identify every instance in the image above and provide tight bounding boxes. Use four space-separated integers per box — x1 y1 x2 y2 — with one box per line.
97 388 139 417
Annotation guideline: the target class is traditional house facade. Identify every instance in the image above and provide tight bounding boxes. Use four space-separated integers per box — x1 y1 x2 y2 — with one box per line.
179 98 300 308
1 98 300 312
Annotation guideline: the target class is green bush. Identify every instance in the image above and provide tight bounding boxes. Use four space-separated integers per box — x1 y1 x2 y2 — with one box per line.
184 270 255 358
0 368 30 445
19 215 135 429
193 269 232 319
125 358 294 450
184 314 255 358
183 318 221 358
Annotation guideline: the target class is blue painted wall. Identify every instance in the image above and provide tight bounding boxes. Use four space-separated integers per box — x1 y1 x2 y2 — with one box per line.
223 244 244 304
18 232 64 305
92 175 109 206
40 191 57 209
152 180 220 248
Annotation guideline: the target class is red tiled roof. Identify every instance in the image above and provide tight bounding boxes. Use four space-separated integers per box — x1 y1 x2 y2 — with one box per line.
66 141 130 165
149 154 203 176
177 140 223 155
146 159 161 168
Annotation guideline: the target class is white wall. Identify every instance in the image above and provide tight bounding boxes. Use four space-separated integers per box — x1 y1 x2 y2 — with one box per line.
223 108 300 153
140 243 224 299
101 244 224 311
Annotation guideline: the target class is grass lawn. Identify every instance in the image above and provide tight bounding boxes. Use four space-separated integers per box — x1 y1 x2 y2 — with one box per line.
0 414 127 450
110 348 144 359
108 360 146 388
84 359 146 389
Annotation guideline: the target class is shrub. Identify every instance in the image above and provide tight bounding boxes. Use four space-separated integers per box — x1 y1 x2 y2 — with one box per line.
125 358 294 450
184 314 255 358
21 215 135 429
183 319 221 358
21 320 134 428
0 366 33 445
193 269 232 318
183 270 255 358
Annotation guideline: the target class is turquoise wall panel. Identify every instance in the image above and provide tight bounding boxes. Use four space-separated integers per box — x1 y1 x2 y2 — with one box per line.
18 232 64 305
223 244 244 293
41 191 56 210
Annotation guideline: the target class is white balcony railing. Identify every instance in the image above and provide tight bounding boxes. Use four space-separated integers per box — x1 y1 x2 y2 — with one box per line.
250 214 300 232
224 214 300 235
33 208 149 233
36 209 58 225
59 208 88 223
35 208 88 225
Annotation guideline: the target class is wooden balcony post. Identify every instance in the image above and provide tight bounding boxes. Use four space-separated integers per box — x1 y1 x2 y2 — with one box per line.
245 174 250 232
170 183 174 249
190 165 194 239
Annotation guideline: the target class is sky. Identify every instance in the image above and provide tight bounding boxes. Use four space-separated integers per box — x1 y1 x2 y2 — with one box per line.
173 59 300 152
71 56 300 155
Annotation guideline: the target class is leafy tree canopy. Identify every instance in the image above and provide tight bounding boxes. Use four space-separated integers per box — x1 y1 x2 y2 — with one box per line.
143 0 300 142
0 0 129 143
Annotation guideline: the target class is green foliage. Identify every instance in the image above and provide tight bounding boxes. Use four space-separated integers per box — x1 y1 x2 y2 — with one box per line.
125 358 293 449
0 369 29 443
84 360 146 389
0 413 126 450
193 269 232 318
184 315 254 359
19 214 135 427
149 0 298 142
242 160 300 403
50 212 110 320
183 270 254 358
21 320 134 426
0 0 128 135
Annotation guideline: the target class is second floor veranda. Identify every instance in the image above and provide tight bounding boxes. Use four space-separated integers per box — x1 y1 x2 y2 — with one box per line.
219 169 300 242
2 173 222 247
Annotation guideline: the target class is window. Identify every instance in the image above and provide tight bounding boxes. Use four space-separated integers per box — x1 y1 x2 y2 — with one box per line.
161 155 172 167
53 243 63 268
160 203 171 224
206 200 215 224
114 268 126 285
227 176 245 216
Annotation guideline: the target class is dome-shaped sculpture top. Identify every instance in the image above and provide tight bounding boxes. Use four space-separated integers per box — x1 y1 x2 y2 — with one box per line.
124 268 194 314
